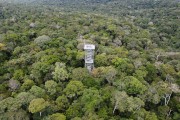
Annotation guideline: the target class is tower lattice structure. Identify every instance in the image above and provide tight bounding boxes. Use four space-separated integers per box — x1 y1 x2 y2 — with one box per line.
84 44 95 72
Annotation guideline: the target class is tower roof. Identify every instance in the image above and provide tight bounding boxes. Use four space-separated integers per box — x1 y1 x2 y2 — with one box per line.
84 44 95 50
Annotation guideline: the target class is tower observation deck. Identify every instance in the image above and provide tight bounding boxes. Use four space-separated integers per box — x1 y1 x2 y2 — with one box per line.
84 44 95 72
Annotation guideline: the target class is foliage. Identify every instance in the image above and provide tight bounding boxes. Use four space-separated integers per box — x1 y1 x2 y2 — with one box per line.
0 0 179 119
45 80 58 95
64 80 84 98
28 98 48 115
48 113 66 120
81 88 103 112
52 62 69 82
29 85 46 98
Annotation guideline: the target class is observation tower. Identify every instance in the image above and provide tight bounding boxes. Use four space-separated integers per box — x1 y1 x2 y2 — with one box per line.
84 44 95 72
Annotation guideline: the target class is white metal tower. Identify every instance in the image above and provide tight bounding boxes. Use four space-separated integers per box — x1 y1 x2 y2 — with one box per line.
84 44 95 72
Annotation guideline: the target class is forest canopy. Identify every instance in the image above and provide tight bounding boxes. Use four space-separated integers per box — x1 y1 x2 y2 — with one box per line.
0 0 180 120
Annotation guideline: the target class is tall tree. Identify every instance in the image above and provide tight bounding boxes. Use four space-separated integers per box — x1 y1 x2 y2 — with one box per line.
64 80 84 99
52 62 69 82
45 80 58 96
81 88 103 112
111 91 144 114
28 98 49 117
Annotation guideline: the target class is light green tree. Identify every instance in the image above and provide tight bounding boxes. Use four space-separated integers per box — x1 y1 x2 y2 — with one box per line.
28 98 48 117
34 35 51 47
124 76 147 94
55 95 69 111
20 79 35 91
92 66 117 84
16 92 36 106
0 43 6 51
12 69 24 81
66 101 83 119
29 85 46 98
0 97 21 113
114 76 147 95
0 109 29 120
49 113 66 120
131 108 158 120
95 53 109 66
101 66 117 84
45 80 58 95
71 67 90 81
52 62 69 82
64 80 84 98
81 88 103 112
111 91 144 114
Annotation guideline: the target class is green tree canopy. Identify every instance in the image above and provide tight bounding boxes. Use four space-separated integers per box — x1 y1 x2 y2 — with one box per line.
64 80 84 98
28 98 48 116
45 80 58 95
49 113 66 120
52 62 69 82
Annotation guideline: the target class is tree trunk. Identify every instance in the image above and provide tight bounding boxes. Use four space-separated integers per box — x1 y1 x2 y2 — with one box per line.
156 54 160 61
167 109 172 117
163 93 172 105
113 102 118 114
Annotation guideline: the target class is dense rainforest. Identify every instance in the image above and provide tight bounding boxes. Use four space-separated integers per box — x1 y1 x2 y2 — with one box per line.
0 0 180 120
